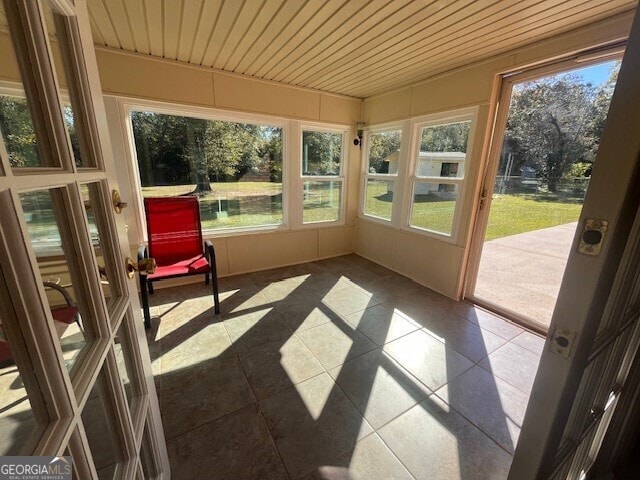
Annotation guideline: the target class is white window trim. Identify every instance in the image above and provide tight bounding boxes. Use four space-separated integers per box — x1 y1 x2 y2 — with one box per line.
104 97 350 243
297 122 349 228
358 107 478 244
121 99 290 241
403 107 478 242
359 122 404 225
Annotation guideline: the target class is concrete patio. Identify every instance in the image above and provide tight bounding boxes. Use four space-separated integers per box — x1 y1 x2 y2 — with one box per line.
474 222 578 330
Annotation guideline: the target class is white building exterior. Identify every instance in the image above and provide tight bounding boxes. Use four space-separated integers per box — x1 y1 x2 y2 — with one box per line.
386 151 466 195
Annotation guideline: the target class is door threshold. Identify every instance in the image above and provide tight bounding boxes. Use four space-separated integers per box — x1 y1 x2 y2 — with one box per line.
465 295 549 337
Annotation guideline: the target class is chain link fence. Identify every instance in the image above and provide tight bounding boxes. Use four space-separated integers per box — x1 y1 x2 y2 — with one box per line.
494 176 590 200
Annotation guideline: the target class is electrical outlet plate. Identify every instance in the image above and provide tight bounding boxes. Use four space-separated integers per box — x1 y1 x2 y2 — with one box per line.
550 328 577 359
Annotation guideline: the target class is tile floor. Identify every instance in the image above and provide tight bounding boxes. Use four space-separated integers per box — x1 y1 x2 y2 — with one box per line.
145 254 544 480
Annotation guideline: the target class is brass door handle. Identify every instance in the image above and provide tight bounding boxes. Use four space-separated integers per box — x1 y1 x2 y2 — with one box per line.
112 190 128 214
125 257 156 279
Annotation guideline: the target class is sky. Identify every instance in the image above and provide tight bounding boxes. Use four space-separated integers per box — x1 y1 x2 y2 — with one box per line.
576 60 618 86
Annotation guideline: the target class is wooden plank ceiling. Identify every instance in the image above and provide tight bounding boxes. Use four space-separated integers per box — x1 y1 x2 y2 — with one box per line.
85 0 636 98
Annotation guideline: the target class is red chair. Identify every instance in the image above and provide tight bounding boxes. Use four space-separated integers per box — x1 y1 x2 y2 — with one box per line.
138 196 220 329
1 282 82 365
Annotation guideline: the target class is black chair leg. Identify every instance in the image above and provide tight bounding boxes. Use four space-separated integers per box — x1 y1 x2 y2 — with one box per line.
209 257 220 315
205 272 210 285
212 276 220 315
148 282 154 294
140 276 152 329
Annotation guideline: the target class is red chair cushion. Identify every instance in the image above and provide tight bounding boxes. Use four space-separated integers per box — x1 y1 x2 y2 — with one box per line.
147 254 211 280
51 306 80 325
0 339 12 364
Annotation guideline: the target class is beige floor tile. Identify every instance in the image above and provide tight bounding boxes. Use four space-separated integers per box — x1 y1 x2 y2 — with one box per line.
479 342 541 395
512 331 547 356
157 356 255 440
344 304 420 346
218 287 271 317
260 373 373 479
297 321 377 370
436 365 529 453
419 312 509 362
167 403 287 480
328 349 430 429
383 329 473 391
319 285 380 318
379 396 512 480
453 307 524 340
383 295 449 327
304 433 414 480
275 300 334 332
258 277 317 304
217 273 257 292
224 308 293 354
238 335 324 400
158 321 232 371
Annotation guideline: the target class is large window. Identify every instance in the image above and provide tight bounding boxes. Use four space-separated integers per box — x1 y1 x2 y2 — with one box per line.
130 111 283 232
301 129 345 224
362 128 402 221
409 120 471 236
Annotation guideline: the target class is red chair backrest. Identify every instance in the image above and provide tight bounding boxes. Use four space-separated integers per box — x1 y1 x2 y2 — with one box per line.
144 197 204 266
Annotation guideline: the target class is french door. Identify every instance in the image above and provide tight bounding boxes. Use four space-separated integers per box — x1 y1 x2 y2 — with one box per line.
0 1 168 478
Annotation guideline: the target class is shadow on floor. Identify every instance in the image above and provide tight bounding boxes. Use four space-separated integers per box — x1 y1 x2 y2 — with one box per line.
145 254 542 480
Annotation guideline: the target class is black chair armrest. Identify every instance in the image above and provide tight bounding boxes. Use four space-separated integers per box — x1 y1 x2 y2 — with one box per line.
138 244 149 262
43 282 76 307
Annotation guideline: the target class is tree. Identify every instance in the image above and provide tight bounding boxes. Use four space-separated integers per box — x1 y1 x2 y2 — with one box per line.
504 73 598 192
0 95 39 167
260 126 283 181
302 131 341 175
200 120 260 188
420 122 469 152
368 130 401 173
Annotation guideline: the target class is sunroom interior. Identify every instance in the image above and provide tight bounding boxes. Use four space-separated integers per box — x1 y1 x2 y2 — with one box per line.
2 0 640 479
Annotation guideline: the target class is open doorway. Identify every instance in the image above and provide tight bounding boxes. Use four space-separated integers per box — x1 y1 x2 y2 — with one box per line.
466 55 622 333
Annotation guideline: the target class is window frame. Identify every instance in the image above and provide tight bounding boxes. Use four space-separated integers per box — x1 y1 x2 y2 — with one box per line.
359 122 405 225
358 107 478 243
404 109 477 241
120 99 290 241
297 122 349 228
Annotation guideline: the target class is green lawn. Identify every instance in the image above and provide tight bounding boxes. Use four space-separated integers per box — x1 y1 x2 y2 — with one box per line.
142 182 342 229
484 194 582 240
364 182 582 240
22 182 583 242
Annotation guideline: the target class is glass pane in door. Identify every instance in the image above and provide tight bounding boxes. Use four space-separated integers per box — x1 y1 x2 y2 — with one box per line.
0 314 48 455
80 182 126 319
0 2 51 168
139 420 159 480
82 367 124 479
114 316 143 424
19 189 95 375
473 60 621 331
